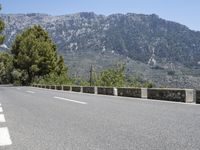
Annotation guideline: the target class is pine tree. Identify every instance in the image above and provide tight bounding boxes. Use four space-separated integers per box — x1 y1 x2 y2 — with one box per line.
0 52 13 84
11 25 68 85
0 4 5 45
0 4 13 84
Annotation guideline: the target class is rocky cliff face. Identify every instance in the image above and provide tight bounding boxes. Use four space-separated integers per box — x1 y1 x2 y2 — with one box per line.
1 12 200 88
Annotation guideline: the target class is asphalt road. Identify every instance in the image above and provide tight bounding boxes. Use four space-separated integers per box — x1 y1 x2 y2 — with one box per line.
0 85 200 150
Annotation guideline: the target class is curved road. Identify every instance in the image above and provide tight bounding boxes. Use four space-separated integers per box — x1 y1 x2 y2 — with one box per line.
0 86 200 150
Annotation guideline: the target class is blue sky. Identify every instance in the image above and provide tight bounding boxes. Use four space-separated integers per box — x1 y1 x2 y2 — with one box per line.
1 0 200 31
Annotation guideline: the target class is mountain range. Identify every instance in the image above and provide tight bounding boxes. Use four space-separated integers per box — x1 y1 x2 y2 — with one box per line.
1 12 200 88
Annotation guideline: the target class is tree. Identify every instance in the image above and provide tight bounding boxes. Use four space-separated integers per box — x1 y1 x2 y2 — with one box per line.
0 4 5 45
0 52 13 84
95 64 125 87
11 25 68 85
0 5 12 84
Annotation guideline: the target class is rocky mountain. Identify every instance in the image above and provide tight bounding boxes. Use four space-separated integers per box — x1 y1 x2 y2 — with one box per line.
1 12 200 88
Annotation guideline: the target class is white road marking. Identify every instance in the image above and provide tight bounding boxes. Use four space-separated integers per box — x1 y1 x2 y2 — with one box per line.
0 114 5 122
16 87 21 90
26 91 35 94
0 103 1 106
0 127 12 146
54 96 87 105
0 107 3 113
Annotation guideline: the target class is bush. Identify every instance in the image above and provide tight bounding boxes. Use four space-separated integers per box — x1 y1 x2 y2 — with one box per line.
33 73 72 85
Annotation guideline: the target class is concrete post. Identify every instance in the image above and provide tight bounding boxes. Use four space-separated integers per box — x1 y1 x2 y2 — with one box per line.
185 89 196 103
141 88 148 99
69 86 72 91
94 86 98 94
113 87 118 96
80 86 83 93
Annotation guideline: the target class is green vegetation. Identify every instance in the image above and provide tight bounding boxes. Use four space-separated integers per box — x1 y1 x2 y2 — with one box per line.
94 64 125 87
72 65 154 88
33 73 72 85
0 5 12 84
11 25 68 85
0 52 13 84
0 5 5 45
126 75 155 88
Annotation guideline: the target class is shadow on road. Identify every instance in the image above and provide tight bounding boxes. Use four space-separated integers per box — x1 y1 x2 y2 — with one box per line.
0 84 14 87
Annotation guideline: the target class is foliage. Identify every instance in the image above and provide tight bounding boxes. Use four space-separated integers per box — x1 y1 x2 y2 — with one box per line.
0 52 13 84
11 25 68 85
0 7 12 84
0 4 5 45
11 69 29 85
70 65 155 88
126 75 155 88
72 77 90 86
94 64 125 87
33 73 72 85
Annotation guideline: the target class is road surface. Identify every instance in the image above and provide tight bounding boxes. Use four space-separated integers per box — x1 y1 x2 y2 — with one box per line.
0 85 200 150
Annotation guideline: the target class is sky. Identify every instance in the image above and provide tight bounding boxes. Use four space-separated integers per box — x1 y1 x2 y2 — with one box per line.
1 0 200 31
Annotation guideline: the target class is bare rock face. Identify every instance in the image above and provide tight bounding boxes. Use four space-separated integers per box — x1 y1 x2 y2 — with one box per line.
1 12 200 88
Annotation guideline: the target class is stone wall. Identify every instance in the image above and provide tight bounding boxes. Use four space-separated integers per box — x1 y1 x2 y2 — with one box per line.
196 90 200 104
83 87 95 94
97 87 114 95
32 84 197 104
56 85 62 90
63 86 70 91
72 86 81 92
117 88 141 98
148 89 185 102
50 85 56 90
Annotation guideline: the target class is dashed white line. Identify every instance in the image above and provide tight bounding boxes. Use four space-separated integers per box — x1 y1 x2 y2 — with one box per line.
54 96 87 105
0 104 12 147
0 114 5 122
0 107 3 113
0 127 12 146
26 91 35 94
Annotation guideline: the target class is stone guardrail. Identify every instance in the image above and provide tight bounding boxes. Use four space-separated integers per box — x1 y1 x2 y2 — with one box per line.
56 85 62 90
50 85 56 90
97 87 115 96
72 86 82 92
147 88 186 102
82 87 95 94
196 90 200 104
117 88 141 98
63 86 71 91
32 84 198 104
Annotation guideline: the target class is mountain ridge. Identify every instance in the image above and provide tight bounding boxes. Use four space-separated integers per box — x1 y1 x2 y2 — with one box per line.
1 12 200 88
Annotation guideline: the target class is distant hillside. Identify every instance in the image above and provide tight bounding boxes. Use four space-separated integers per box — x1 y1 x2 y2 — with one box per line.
1 12 200 88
